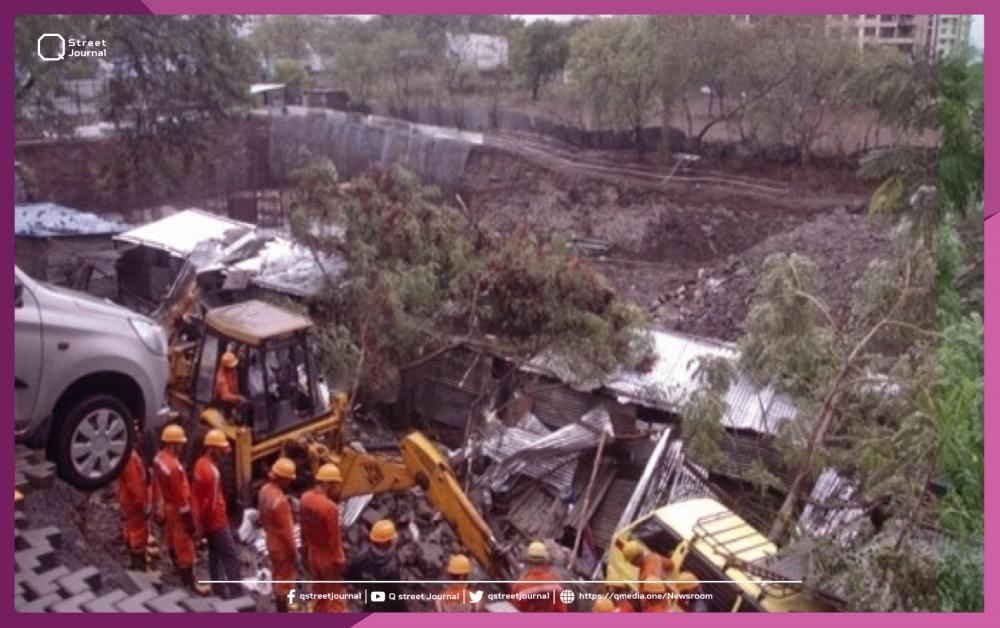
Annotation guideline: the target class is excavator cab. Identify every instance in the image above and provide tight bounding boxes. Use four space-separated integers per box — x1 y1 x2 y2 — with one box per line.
171 300 346 504
191 300 327 436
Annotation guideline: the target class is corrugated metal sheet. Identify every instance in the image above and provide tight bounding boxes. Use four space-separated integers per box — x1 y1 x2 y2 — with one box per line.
475 407 612 495
797 468 866 544
528 328 797 435
116 208 254 257
15 203 129 237
588 477 638 551
506 479 566 540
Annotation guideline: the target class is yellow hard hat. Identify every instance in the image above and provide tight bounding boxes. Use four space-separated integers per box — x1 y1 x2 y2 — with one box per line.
221 351 239 368
672 571 699 592
370 519 398 544
270 457 296 480
592 597 615 612
161 424 187 444
641 579 667 594
622 540 644 562
315 463 343 483
203 429 229 449
526 540 549 562
446 554 471 576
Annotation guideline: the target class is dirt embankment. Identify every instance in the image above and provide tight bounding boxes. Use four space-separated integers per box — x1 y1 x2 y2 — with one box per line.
460 142 889 341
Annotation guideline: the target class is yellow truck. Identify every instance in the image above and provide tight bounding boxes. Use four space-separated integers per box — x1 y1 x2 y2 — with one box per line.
606 497 839 612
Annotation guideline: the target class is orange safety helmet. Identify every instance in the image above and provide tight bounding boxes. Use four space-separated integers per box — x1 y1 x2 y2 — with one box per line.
370 519 398 543
270 457 296 480
672 571 700 592
315 463 343 483
203 429 229 449
446 554 471 576
161 424 187 444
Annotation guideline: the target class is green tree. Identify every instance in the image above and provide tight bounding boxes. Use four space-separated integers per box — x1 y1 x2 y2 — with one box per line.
288 160 650 402
273 58 313 100
511 19 570 101
567 18 657 146
250 15 322 69
743 17 860 165
98 16 255 193
15 15 102 135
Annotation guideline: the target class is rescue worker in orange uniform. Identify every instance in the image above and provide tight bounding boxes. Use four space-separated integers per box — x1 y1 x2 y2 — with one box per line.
192 429 242 599
152 424 208 595
259 457 298 612
511 541 568 612
117 430 150 571
435 554 482 612
623 539 675 582
346 519 405 612
300 463 347 612
606 579 636 612
640 579 670 612
215 351 246 414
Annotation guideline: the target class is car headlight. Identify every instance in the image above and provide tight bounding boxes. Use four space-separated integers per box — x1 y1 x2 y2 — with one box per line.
130 318 168 356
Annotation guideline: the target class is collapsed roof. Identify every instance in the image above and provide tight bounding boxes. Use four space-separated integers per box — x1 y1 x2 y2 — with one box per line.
15 202 130 238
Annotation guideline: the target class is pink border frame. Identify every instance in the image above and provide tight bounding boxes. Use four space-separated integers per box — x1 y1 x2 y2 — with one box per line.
2 1 991 625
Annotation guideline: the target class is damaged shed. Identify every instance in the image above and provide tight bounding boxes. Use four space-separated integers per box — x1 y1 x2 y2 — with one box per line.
15 202 129 294
113 208 345 309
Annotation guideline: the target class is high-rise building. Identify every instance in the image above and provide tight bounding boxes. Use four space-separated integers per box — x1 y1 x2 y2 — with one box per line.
741 14 974 58
934 15 974 57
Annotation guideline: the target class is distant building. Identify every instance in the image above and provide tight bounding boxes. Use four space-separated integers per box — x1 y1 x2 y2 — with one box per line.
738 14 973 58
445 32 509 71
934 15 974 57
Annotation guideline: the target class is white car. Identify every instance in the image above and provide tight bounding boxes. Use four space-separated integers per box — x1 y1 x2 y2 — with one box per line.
14 266 170 489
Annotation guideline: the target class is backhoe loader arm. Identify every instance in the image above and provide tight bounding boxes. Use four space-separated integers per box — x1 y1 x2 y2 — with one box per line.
334 432 497 574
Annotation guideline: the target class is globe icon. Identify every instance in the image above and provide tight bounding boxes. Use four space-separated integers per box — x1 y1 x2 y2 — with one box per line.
559 589 576 605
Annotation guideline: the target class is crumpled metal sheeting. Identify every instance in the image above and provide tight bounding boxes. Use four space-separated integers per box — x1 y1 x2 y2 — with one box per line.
667 461 716 504
505 479 567 540
475 407 614 495
797 468 866 544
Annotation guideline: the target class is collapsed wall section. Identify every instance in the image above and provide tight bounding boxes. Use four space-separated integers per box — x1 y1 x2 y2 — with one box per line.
268 108 479 191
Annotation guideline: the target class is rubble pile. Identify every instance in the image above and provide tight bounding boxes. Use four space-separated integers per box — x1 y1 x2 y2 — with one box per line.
348 489 467 583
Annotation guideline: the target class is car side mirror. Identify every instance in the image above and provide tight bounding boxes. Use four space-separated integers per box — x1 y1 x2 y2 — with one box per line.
14 282 23 309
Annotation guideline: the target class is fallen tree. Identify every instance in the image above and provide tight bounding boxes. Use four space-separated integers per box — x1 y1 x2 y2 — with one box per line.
288 159 651 404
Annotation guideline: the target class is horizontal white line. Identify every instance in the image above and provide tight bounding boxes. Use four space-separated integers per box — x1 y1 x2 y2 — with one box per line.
200 580 804 584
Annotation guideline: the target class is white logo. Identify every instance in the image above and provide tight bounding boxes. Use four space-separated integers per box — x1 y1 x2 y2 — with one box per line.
559 589 575 605
371 591 386 602
286 588 296 605
37 34 65 61
469 590 484 604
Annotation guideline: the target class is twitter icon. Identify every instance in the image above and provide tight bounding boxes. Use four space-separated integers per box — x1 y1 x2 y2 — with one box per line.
469 590 484 604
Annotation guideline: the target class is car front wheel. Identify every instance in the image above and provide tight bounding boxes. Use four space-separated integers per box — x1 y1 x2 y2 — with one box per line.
55 394 134 490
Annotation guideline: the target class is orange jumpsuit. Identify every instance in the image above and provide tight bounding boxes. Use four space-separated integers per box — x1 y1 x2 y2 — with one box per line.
117 450 149 553
152 448 195 568
258 482 296 598
215 367 241 406
192 455 228 535
511 567 567 612
300 488 346 612
639 553 674 582
435 584 482 612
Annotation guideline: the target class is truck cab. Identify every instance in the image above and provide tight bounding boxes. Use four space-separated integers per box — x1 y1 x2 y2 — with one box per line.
606 497 839 612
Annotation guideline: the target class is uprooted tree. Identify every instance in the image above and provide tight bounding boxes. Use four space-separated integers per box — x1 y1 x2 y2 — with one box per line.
288 159 651 403
683 243 941 610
